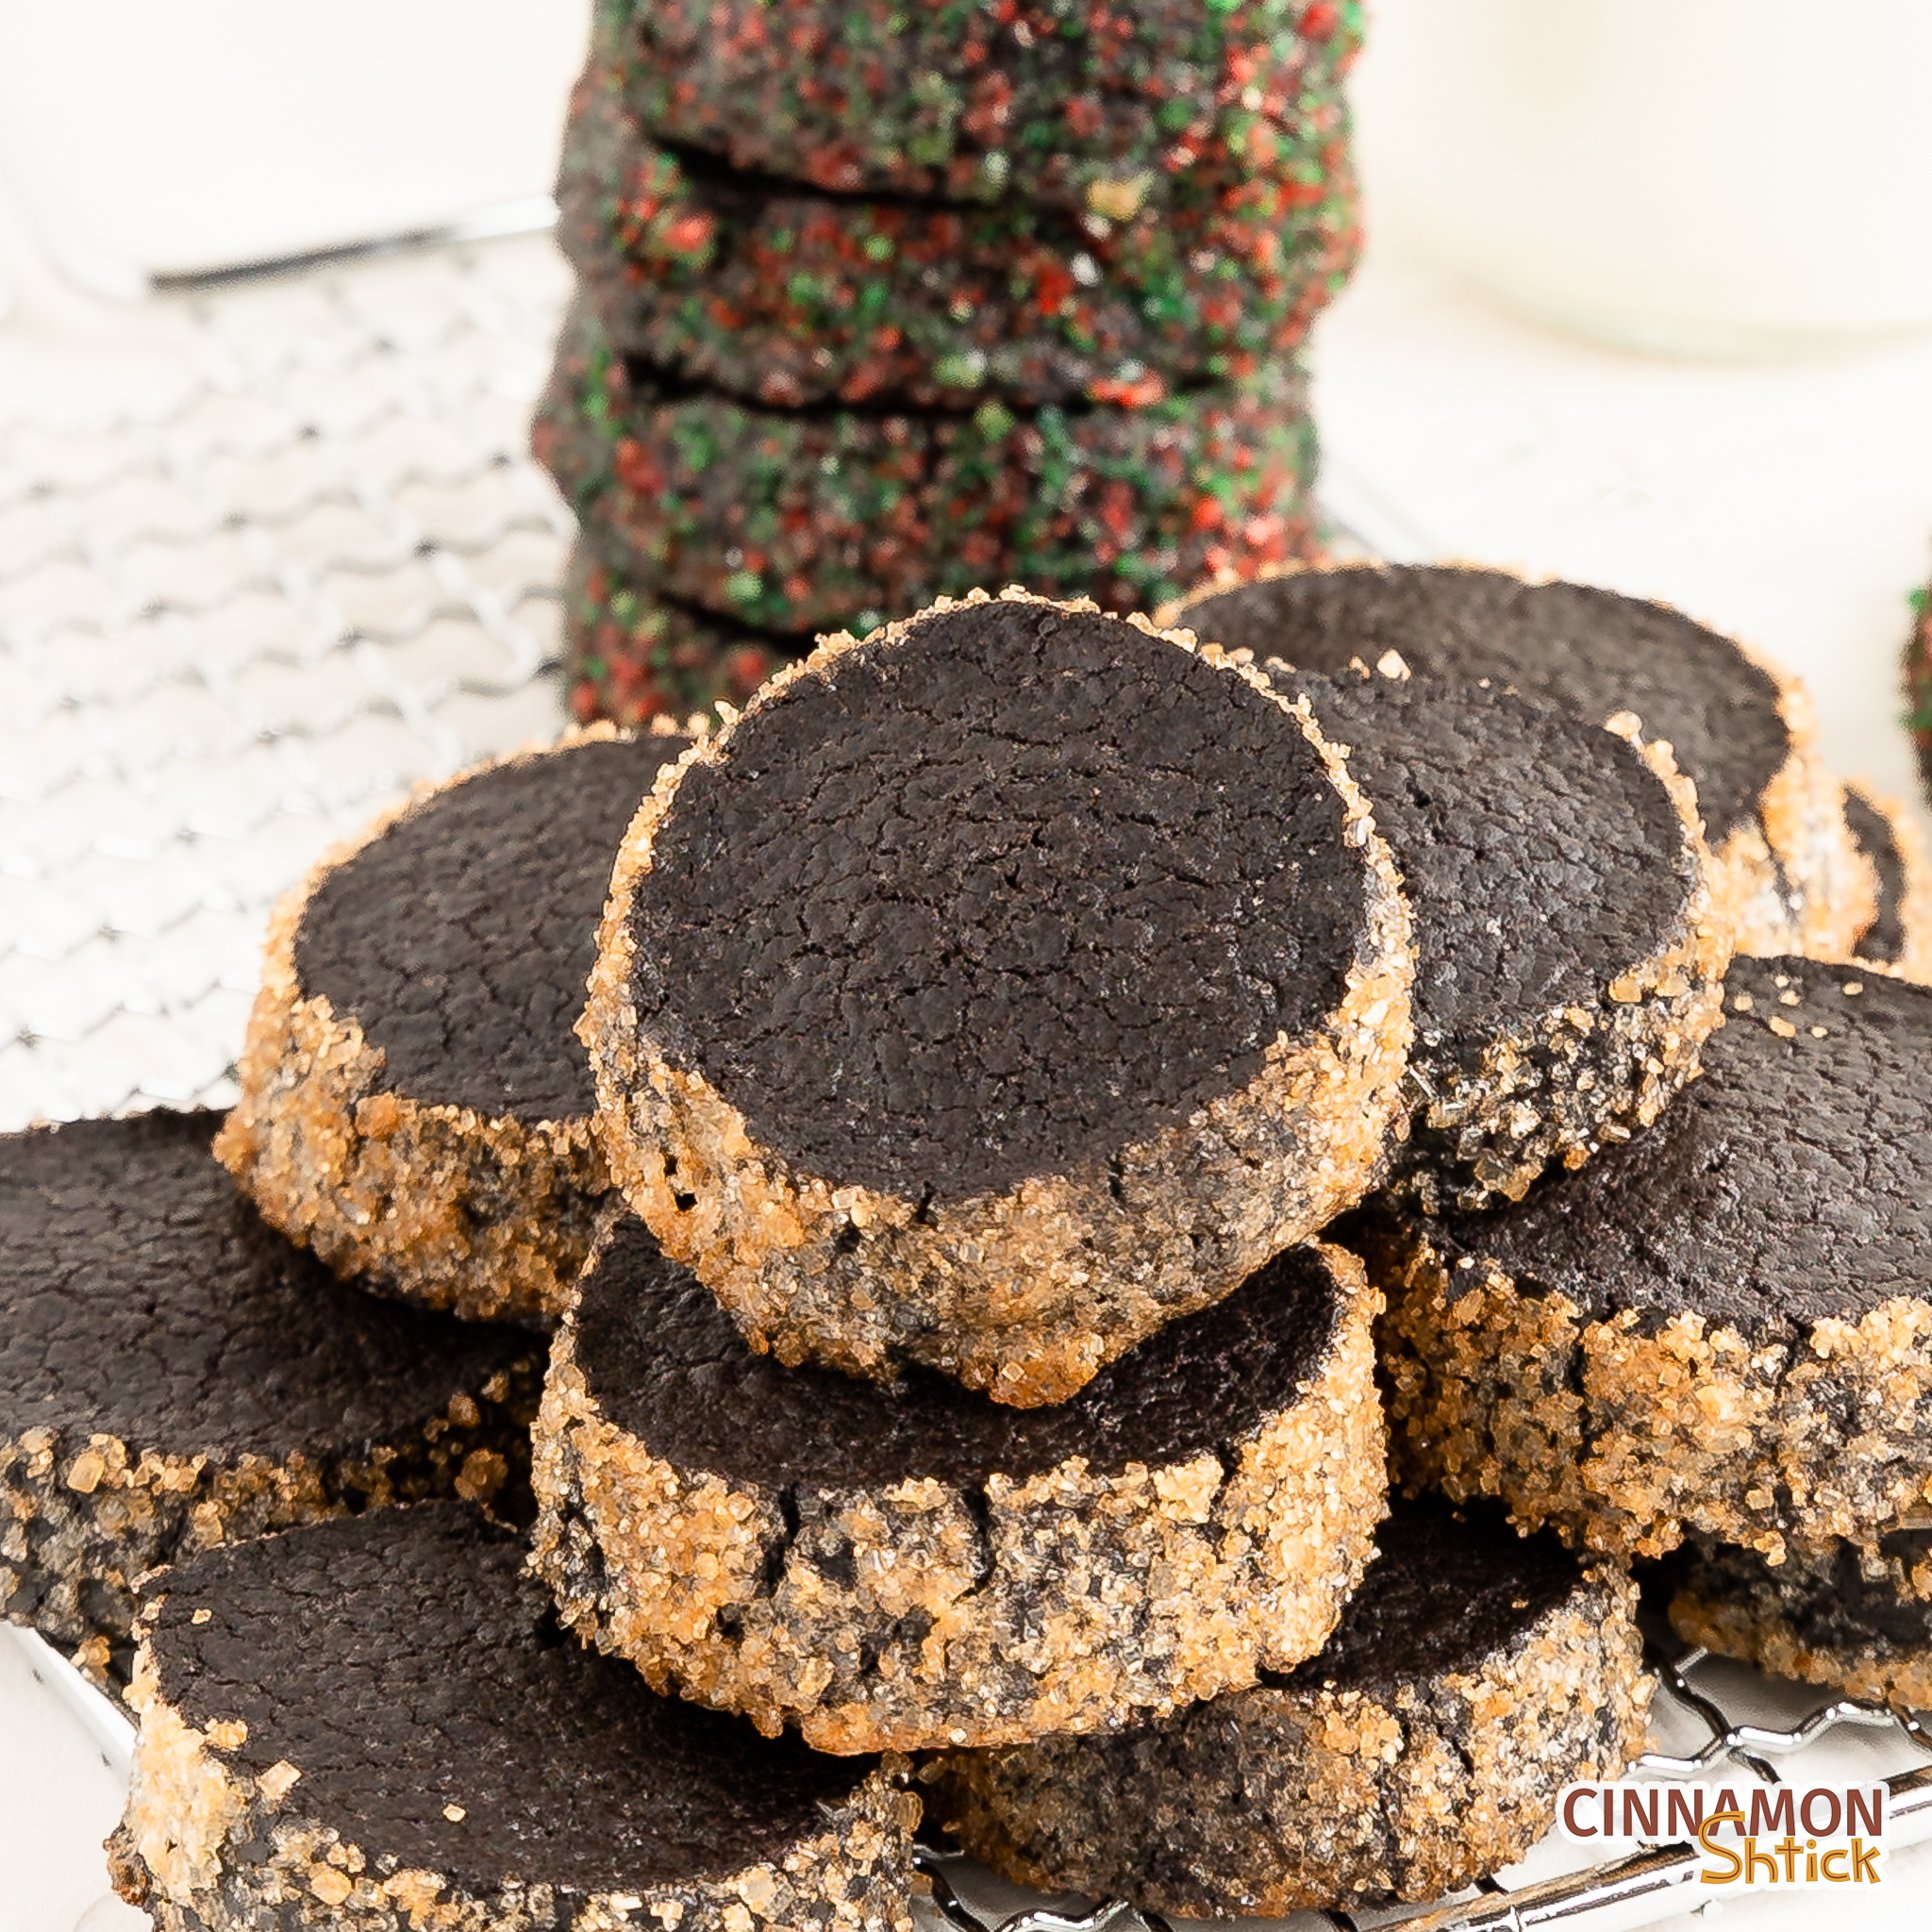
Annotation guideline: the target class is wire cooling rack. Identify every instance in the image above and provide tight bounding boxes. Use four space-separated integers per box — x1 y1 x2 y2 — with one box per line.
7 233 1932 1932
0 231 574 1133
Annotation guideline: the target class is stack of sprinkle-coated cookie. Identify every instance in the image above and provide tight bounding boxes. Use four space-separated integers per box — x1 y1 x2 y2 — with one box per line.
535 0 1363 726
30 568 1932 1929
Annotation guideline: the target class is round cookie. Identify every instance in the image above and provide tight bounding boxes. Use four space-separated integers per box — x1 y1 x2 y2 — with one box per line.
602 0 1359 212
1373 955 1932 1561
1274 665 1731 1209
108 1503 919 1932
0 1112 539 1695
1659 1528 1932 1708
533 1214 1386 1754
1164 561 1874 959
533 301 1318 634
560 56 1357 411
1908 580 1932 807
929 1494 1651 1914
584 590 1414 1407
563 538 805 729
1842 782 1932 981
217 725 689 1324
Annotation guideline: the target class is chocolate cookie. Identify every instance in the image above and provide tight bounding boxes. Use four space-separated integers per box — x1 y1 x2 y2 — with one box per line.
601 0 1359 213
1842 782 1932 981
584 591 1413 1406
533 1215 1385 1754
1164 562 1873 959
563 538 805 729
0 1113 538 1695
109 1503 919 1932
560 57 1356 411
533 301 1318 633
1373 956 1932 1560
931 1494 1651 1914
1275 665 1731 1208
1908 581 1932 807
1659 1528 1932 1709
218 725 689 1323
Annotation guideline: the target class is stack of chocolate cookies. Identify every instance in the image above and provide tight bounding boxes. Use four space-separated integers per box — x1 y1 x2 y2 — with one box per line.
535 0 1362 725
1166 563 1932 1752
527 590 1667 1913
78 727 926 1929
68 583 1691 1930
543 594 1416 1767
45 567 1932 1927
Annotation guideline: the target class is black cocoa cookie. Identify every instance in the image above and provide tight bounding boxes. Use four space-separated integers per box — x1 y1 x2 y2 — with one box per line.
218 725 689 1323
584 591 1413 1406
563 538 806 729
108 1503 919 1932
931 1494 1651 1913
561 56 1356 411
533 301 1318 634
0 1113 539 1696
1275 665 1731 1208
600 0 1359 214
1164 562 1873 959
1658 1528 1932 1709
532 1215 1385 1754
1842 782 1932 980
1373 955 1932 1560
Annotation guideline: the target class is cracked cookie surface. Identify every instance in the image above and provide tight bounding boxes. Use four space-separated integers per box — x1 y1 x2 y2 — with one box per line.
584 591 1413 1404
531 1215 1386 1752
930 1492 1650 1914
218 727 688 1323
0 1112 538 1696
1373 956 1932 1559
1268 666 1730 1208
112 1502 919 1932
1166 561 1872 959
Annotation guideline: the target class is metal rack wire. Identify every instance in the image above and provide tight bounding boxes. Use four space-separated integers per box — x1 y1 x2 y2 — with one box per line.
0 231 575 1132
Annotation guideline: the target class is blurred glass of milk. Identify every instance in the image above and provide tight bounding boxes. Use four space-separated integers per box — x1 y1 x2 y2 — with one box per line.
1354 0 1932 356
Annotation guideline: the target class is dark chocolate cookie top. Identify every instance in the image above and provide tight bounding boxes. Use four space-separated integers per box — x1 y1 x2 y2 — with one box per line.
148 1503 870 1890
627 600 1368 1199
1279 671 1691 1061
1277 1493 1586 1696
575 1214 1344 1490
1179 565 1789 848
0 1112 529 1456
1434 957 1932 1334
294 734 689 1124
1844 790 1907 966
